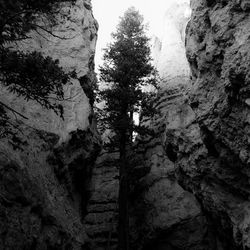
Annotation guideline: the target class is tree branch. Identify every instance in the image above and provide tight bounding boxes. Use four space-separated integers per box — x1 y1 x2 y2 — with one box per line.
33 23 76 40
0 101 28 120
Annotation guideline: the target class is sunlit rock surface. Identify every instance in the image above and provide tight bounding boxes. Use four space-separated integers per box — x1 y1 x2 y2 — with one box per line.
0 1 101 249
152 0 191 88
1 0 98 142
0 79 91 142
16 0 98 78
129 2 217 249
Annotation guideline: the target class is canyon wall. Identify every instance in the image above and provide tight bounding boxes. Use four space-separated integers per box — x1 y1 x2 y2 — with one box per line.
0 1 100 249
1 0 250 249
84 150 119 249
129 2 218 249
132 0 250 249
178 0 250 248
84 0 250 248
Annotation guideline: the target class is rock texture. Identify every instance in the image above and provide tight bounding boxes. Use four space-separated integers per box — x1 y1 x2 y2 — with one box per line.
151 0 191 88
132 0 250 248
177 0 250 248
84 150 119 250
0 121 99 250
83 0 250 249
2 0 98 142
0 0 100 249
128 2 218 249
138 0 250 249
130 86 217 250
2 0 249 248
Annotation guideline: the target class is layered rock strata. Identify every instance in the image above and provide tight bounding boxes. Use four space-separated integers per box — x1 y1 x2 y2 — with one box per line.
136 0 250 249
151 0 191 88
130 86 217 250
128 2 217 249
133 0 250 248
84 150 119 250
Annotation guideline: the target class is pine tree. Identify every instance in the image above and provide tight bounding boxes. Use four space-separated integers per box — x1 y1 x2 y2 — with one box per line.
0 0 76 130
98 7 158 249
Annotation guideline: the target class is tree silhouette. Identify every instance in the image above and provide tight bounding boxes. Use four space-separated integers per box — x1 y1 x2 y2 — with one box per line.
98 7 158 249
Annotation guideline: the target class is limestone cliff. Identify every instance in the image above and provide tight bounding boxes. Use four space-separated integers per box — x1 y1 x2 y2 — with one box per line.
82 0 250 249
130 88 219 249
1 0 98 142
151 0 191 88
0 1 100 249
179 0 250 248
84 150 119 249
84 0 250 248
2 0 249 249
129 2 218 249
137 0 250 249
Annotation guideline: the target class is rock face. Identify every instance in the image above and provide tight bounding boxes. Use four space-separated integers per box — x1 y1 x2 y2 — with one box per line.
0 121 100 250
0 1 100 249
142 0 250 249
129 2 218 249
129 0 250 248
178 0 250 248
2 0 249 249
84 150 119 249
151 0 191 88
130 86 217 250
83 0 250 248
2 0 98 142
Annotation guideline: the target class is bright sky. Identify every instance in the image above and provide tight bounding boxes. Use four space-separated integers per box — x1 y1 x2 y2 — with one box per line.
92 0 185 70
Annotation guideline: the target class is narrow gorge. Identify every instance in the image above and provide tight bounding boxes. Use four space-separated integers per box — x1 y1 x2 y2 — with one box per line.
0 0 250 249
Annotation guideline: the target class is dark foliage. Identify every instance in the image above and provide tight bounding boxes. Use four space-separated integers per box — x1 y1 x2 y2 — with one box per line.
0 0 76 136
0 48 76 117
0 0 75 44
96 7 159 250
97 7 159 142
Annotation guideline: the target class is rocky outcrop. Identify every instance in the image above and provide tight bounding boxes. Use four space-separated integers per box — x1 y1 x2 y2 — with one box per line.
129 2 218 249
178 0 250 248
0 0 100 249
146 0 250 249
2 0 98 142
84 150 119 249
151 0 191 88
82 0 250 249
130 86 217 250
132 0 250 248
0 120 100 250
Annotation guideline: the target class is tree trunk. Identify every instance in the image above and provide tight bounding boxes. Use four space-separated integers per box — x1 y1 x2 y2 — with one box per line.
118 128 129 250
129 110 134 142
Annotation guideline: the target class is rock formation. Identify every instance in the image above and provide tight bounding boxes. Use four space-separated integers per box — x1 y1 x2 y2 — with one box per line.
132 0 250 249
129 87 218 249
130 0 250 249
1 0 250 249
0 1 100 249
151 0 191 88
84 150 119 249
128 2 217 249
1 0 98 142
177 0 250 248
